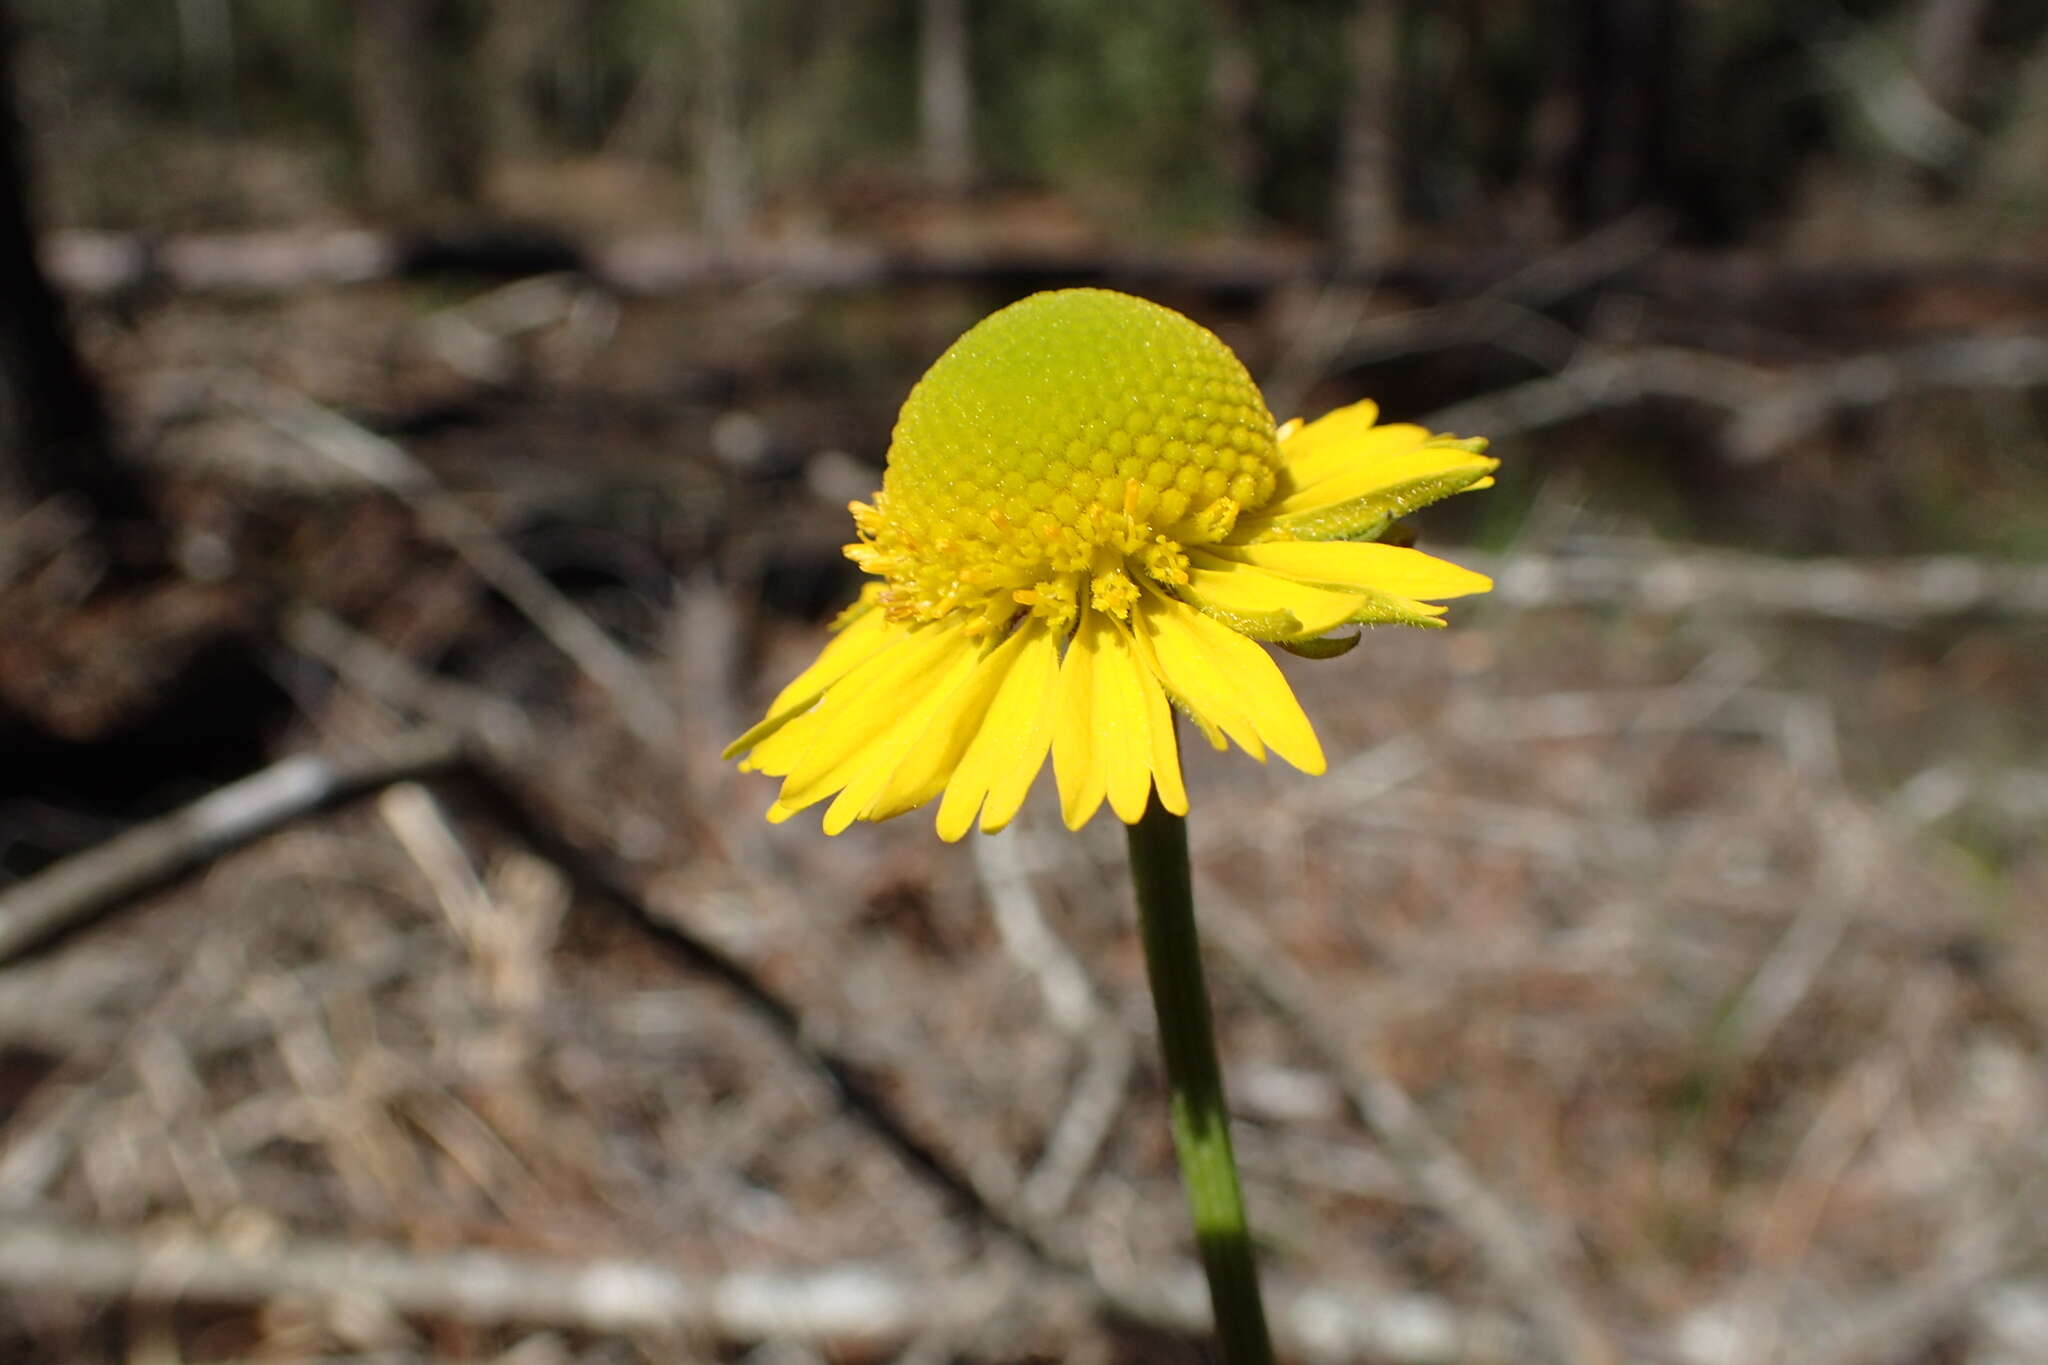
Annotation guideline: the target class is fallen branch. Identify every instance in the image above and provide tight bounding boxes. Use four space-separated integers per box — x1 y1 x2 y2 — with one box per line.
0 1212 1531 1363
0 1212 1023 1341
43 227 2048 332
281 604 536 754
223 374 682 753
0 726 1079 1292
1262 213 1669 418
974 828 1134 1223
1722 333 2048 461
28 226 1509 299
447 761 1088 1275
1209 908 1620 1365
1423 334 2048 458
1802 1213 2032 1365
0 728 468 963
1671 1206 2034 1365
1470 550 2048 623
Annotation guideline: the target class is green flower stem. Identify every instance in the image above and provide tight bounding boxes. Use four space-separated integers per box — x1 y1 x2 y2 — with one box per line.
1126 794 1275 1365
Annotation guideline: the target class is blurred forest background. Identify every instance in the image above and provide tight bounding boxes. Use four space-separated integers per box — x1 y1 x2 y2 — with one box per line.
2 2 2046 1363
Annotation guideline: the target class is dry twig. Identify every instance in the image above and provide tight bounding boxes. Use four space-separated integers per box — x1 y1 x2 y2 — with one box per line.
1423 334 2048 458
974 828 1135 1224
0 727 1071 1276
1473 549 2048 624
0 729 469 964
0 1212 1534 1363
223 374 682 753
282 604 536 755
1208 909 1619 1365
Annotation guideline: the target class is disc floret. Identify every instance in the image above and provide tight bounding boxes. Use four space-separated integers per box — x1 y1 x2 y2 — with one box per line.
848 290 1280 637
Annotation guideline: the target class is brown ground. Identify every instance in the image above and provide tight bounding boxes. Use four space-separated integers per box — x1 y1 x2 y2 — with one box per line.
1 272 2045 1364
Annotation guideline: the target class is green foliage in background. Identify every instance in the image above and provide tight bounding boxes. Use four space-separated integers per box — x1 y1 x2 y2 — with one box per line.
981 0 1223 227
8 0 2047 246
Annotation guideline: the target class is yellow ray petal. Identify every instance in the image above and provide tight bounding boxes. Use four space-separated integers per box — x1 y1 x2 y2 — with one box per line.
1206 540 1493 600
768 587 887 714
971 628 1062 835
1094 620 1158 824
1131 628 1188 817
1146 590 1325 775
1264 441 1496 521
1126 604 1232 759
1288 421 1433 489
770 620 972 804
816 642 983 833
1279 397 1377 451
1185 554 1369 639
1279 409 1445 494
867 617 1042 824
723 591 893 760
935 619 1061 840
1053 608 1111 830
1130 589 1265 761
1246 465 1498 545
738 616 909 775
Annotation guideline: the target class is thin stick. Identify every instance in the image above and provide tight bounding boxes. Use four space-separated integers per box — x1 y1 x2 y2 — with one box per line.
975 828 1134 1222
0 1211 1018 1340
1126 795 1274 1365
0 725 1079 1282
1211 909 1617 1365
1421 334 2048 458
227 374 682 752
1468 549 2048 623
0 1210 1530 1361
0 729 469 964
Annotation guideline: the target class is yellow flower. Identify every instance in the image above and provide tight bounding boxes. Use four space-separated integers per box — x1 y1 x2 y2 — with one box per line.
726 289 1496 840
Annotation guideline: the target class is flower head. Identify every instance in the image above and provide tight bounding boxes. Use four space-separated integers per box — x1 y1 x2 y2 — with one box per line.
726 289 1496 839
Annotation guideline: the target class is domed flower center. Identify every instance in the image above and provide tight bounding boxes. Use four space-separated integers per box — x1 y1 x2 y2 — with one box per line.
850 289 1280 635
